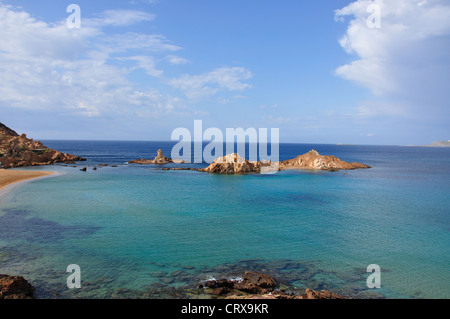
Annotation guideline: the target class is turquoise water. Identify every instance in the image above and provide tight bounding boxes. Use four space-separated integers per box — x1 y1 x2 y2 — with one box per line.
0 142 449 298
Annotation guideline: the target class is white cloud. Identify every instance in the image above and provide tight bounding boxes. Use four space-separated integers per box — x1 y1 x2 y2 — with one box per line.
335 0 450 121
0 4 253 123
85 9 155 27
120 56 163 77
166 55 189 65
0 5 182 117
0 6 98 60
102 33 182 53
169 67 252 100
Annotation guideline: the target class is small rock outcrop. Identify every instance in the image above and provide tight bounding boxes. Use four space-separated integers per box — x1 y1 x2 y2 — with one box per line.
0 122 86 169
279 149 370 171
0 274 35 299
129 149 185 165
198 271 344 299
301 288 344 299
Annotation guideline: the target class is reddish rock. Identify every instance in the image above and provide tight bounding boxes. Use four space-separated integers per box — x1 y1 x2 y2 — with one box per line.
198 153 272 174
279 149 370 171
0 122 86 169
0 274 35 299
199 271 344 299
213 287 230 296
199 271 277 295
301 288 345 299
233 271 277 293
198 150 370 174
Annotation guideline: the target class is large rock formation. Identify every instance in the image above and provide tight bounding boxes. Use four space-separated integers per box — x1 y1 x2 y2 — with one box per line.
0 122 86 169
199 271 344 299
198 153 272 174
129 149 184 165
0 274 35 299
279 149 370 171
197 150 370 174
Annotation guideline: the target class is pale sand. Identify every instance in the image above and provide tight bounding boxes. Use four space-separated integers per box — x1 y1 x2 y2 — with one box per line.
0 169 54 190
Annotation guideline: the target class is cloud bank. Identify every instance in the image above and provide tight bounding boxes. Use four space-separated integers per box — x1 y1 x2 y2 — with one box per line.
0 5 252 119
335 0 450 123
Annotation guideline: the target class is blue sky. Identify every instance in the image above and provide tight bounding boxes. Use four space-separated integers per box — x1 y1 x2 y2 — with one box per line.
0 0 449 145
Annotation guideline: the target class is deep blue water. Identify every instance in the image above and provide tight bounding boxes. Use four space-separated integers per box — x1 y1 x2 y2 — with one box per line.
0 141 449 299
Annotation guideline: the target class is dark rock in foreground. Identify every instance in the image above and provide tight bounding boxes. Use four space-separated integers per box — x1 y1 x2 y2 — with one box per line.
0 274 35 299
199 271 344 299
0 122 86 169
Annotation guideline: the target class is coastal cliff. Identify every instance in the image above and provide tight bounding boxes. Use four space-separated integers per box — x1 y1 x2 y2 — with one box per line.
0 122 86 169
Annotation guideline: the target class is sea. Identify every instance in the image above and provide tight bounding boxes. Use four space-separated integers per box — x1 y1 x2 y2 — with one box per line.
0 141 449 299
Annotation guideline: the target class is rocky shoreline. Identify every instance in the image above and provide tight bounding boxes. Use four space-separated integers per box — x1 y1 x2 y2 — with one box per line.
0 271 345 299
0 275 35 299
198 271 344 299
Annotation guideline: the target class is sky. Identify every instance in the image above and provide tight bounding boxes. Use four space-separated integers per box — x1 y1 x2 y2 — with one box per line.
0 0 449 145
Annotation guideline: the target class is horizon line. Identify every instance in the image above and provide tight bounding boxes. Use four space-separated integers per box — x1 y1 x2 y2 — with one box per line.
37 138 434 148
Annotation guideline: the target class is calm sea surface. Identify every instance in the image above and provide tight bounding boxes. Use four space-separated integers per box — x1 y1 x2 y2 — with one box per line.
0 141 449 298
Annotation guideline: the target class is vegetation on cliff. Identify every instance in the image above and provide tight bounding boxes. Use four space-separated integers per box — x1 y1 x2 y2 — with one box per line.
0 122 85 168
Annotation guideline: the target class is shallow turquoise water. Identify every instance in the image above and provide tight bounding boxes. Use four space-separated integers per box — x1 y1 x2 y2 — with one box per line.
0 142 449 298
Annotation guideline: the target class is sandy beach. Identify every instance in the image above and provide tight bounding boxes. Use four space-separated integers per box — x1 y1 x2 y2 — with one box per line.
0 169 54 190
